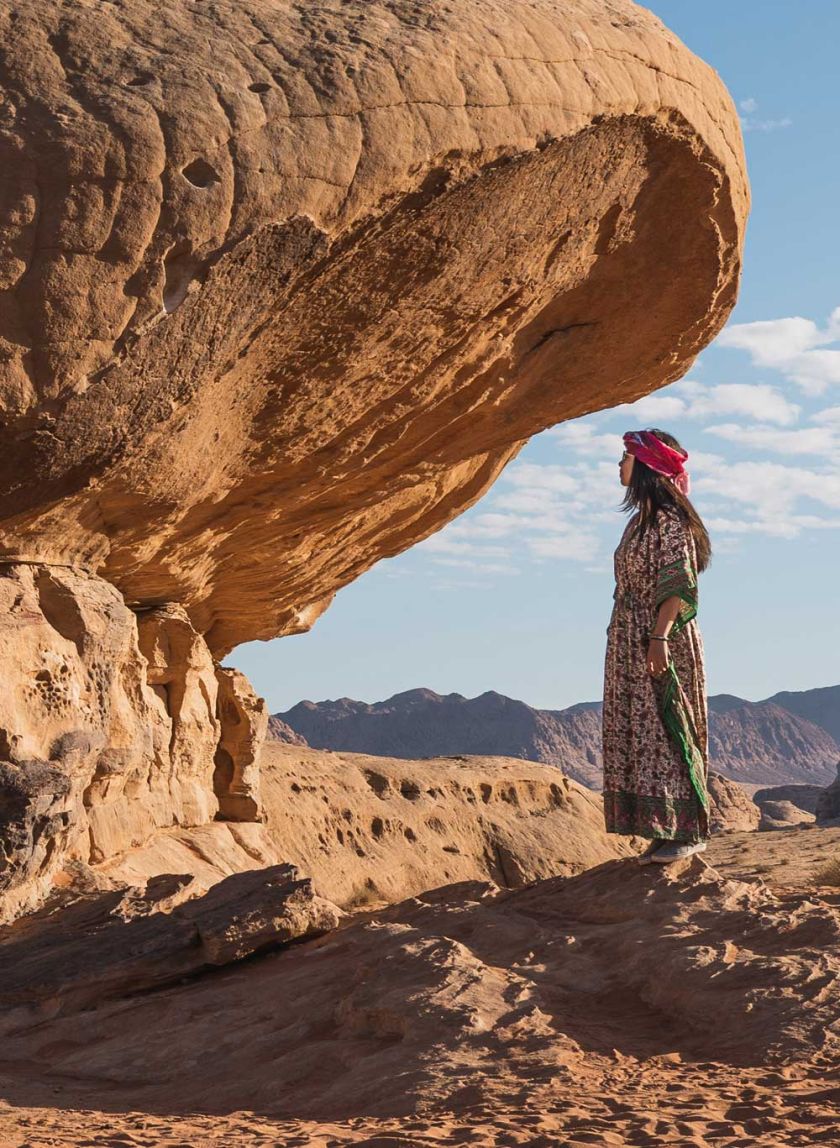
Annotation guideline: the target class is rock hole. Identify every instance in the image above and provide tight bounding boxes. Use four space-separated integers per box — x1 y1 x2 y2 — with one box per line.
213 747 234 798
336 827 344 845
404 826 417 842
126 73 154 87
371 816 384 839
290 781 301 793
400 779 421 800
480 783 493 803
248 82 271 93
162 246 204 314
181 158 220 188
363 769 390 797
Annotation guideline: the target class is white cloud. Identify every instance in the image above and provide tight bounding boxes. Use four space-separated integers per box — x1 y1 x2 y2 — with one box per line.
704 423 836 455
607 381 799 426
742 115 792 133
716 309 840 394
695 461 840 519
813 406 840 428
737 98 792 133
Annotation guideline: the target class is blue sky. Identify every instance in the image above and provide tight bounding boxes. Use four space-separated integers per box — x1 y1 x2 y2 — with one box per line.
227 2 840 714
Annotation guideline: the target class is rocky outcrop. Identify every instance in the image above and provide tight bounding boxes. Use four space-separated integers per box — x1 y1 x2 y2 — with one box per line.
707 771 760 833
753 783 824 816
213 667 267 821
0 863 342 1016
1 845 838 1144
267 714 309 747
92 743 642 905
816 762 840 823
759 800 816 833
0 563 265 922
0 0 747 658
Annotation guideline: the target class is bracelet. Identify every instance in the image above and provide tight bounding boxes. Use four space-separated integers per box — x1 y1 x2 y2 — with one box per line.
649 635 670 641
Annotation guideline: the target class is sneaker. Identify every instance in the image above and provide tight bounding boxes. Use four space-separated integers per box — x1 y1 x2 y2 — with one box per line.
650 840 708 864
635 840 667 866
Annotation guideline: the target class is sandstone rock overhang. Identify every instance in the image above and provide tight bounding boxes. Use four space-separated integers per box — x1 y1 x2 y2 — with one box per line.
0 0 748 655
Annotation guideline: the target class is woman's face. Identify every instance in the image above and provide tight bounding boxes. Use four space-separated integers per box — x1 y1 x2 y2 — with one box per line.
619 448 635 487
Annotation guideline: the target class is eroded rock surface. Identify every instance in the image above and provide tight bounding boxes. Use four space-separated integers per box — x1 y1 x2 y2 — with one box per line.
0 863 343 1015
92 742 642 906
0 563 264 921
707 770 760 833
0 840 838 1146
0 0 747 656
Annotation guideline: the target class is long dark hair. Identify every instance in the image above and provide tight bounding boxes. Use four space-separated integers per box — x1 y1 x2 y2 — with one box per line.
621 427 712 572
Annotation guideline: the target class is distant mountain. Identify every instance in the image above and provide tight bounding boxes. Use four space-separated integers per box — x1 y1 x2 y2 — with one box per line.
271 684 840 790
706 698 839 787
763 685 840 746
277 688 603 787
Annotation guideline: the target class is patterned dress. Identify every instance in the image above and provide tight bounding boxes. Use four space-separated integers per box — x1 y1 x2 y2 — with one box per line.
602 505 710 843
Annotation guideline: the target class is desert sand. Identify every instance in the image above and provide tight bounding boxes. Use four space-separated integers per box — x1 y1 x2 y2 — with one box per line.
0 814 838 1148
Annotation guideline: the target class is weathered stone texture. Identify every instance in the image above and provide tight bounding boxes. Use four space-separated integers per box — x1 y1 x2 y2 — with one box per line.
0 564 264 921
0 0 747 656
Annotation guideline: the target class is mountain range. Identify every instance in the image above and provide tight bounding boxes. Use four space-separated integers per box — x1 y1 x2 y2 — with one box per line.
269 684 840 790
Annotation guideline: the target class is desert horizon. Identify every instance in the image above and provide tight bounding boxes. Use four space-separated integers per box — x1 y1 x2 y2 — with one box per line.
1 1 839 1145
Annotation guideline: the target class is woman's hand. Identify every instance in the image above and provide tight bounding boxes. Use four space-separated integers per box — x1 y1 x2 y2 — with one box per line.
647 638 670 678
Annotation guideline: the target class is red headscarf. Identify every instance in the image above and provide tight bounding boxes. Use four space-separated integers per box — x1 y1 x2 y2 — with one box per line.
623 429 691 496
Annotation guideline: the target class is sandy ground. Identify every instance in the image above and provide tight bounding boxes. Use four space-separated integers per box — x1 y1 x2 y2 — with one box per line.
1 825 838 1148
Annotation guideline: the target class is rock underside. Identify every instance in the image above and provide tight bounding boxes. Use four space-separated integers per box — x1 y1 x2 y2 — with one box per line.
0 0 750 917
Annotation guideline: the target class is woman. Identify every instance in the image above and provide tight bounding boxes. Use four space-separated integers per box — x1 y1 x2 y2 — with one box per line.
602 427 712 864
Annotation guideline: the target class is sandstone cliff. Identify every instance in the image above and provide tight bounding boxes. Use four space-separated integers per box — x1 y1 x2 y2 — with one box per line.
0 0 747 917
0 0 745 650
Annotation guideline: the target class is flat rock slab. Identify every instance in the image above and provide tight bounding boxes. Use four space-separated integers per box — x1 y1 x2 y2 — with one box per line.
0 832 837 1146
0 862 343 1017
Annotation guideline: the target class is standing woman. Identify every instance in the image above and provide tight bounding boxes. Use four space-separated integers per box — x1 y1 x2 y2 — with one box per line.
602 427 712 863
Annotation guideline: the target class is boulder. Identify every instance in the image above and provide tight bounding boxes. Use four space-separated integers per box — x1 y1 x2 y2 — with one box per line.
707 771 760 833
759 800 816 833
816 762 840 823
0 0 747 656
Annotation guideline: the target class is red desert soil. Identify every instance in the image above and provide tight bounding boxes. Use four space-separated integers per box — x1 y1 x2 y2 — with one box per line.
1 826 839 1148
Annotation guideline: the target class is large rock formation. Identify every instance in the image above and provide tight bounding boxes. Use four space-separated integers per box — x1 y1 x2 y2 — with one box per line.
0 563 265 921
1 843 839 1145
816 762 840 823
0 0 748 915
707 770 760 833
0 0 746 652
